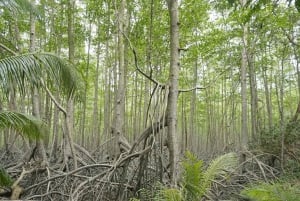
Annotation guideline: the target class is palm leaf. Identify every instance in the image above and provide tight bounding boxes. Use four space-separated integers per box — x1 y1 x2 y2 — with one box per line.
0 53 82 98
0 111 46 139
202 152 238 196
0 0 40 16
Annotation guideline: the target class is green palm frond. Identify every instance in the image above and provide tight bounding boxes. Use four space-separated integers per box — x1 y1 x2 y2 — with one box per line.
0 111 46 140
0 0 40 16
34 53 82 97
0 52 82 98
202 152 238 195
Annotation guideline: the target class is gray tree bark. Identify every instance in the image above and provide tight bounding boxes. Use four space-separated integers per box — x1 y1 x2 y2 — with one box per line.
239 0 248 171
166 0 180 186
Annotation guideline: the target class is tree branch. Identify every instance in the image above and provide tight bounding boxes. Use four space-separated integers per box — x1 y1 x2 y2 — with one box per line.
0 43 17 55
179 86 206 93
122 32 165 87
41 79 67 116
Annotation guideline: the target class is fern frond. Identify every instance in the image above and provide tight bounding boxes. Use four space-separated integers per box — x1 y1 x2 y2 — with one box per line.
161 188 182 201
182 151 204 201
0 167 13 187
241 182 300 201
0 111 46 139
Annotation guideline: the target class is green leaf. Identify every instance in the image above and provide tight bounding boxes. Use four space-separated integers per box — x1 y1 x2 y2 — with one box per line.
0 53 82 98
182 151 204 200
296 0 300 12
202 152 238 196
0 0 40 17
161 188 182 201
0 111 46 140
0 167 13 187
241 182 300 201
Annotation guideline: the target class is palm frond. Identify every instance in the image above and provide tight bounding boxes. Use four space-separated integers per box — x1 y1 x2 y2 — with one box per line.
34 53 83 98
0 0 40 17
0 53 82 98
0 111 46 140
202 152 238 195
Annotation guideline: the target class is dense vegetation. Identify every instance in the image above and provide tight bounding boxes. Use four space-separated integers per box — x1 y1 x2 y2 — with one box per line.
0 0 300 200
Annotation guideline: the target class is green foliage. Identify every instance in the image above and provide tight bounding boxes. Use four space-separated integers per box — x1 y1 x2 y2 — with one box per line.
259 126 281 154
0 0 40 17
0 111 45 140
129 198 140 201
284 121 300 144
130 152 238 201
259 121 300 154
0 167 13 187
241 182 300 201
0 52 83 98
295 0 300 12
202 152 238 198
181 151 204 200
161 188 182 201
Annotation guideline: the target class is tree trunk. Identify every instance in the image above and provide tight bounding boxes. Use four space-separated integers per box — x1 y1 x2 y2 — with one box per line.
65 0 77 170
239 0 248 171
110 0 130 160
166 0 180 186
262 59 273 131
93 21 101 148
81 17 92 147
189 60 197 152
26 0 47 165
248 53 259 141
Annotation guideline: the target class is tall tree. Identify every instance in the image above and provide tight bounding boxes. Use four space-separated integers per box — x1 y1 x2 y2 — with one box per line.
64 0 77 170
239 0 249 170
166 0 180 185
110 0 130 160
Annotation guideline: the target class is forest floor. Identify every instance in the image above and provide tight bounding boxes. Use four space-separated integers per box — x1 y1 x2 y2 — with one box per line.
0 145 297 201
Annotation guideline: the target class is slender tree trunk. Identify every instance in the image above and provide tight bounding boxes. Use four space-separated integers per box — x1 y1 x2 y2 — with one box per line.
248 53 258 141
239 0 248 171
65 0 77 169
50 2 64 160
166 0 180 186
263 65 273 131
26 0 47 165
81 17 92 147
189 60 197 152
279 56 285 170
110 0 130 160
93 22 101 148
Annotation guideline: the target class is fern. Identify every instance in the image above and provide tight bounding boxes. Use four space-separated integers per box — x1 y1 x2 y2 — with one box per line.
182 151 204 201
241 182 300 201
162 188 182 201
0 167 13 187
163 152 237 201
133 152 238 201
